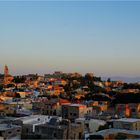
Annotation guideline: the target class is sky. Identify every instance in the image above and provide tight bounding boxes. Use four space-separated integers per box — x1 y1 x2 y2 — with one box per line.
0 0 140 78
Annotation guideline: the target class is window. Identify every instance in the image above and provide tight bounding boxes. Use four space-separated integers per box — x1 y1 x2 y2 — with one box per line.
54 132 56 138
79 132 82 139
35 127 39 132
50 111 52 115
123 123 130 130
42 128 47 134
131 108 136 113
53 110 56 115
85 123 89 129
8 131 12 134
77 122 81 125
46 110 48 114
74 134 76 139
73 113 77 116
99 102 103 105
17 129 21 132
26 128 29 133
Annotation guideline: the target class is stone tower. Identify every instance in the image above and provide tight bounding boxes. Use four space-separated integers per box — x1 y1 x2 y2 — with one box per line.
4 65 13 85
4 65 9 76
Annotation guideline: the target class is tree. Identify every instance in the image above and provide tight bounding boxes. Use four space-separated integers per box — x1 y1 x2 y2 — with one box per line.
112 93 140 104
13 76 26 83
85 73 94 81
107 78 111 82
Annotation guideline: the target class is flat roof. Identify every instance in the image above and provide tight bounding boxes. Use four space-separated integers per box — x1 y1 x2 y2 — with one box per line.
114 118 140 123
92 129 140 136
69 104 86 107
0 124 21 131
76 118 106 123
0 117 18 123
16 115 49 120
75 118 85 121
46 124 67 130
24 120 46 125
16 115 62 125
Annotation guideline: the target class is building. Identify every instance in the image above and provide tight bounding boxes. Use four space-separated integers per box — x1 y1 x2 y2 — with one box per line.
53 79 67 86
41 99 62 116
3 65 13 85
35 117 84 139
68 72 82 78
0 123 21 140
53 71 63 78
113 118 140 130
33 98 70 116
47 85 65 96
75 118 106 133
90 101 109 112
89 93 111 113
62 104 92 122
116 103 140 118
88 129 140 140
13 115 55 139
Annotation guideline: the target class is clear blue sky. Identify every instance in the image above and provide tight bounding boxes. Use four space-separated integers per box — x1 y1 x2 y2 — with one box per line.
0 1 140 77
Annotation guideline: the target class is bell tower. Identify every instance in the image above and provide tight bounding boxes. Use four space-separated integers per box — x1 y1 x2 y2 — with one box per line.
4 65 9 76
4 65 13 85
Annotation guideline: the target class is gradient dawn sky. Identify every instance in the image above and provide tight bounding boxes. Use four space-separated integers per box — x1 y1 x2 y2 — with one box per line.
0 1 140 77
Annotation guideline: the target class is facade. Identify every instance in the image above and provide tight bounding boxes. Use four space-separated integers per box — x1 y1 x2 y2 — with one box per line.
35 118 83 139
113 118 140 130
33 98 70 116
90 101 109 112
0 124 21 140
47 86 65 96
75 118 106 133
62 104 92 122
53 79 67 86
41 100 61 116
13 115 55 139
89 129 140 140
92 106 102 116
116 103 140 118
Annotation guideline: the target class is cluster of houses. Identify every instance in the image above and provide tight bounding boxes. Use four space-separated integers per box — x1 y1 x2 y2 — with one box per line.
0 66 140 139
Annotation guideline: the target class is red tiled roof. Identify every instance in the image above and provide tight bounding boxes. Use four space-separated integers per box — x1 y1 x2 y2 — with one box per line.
59 99 70 105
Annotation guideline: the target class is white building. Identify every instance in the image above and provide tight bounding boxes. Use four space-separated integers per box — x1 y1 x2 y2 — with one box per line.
15 115 62 133
75 118 106 133
113 118 140 130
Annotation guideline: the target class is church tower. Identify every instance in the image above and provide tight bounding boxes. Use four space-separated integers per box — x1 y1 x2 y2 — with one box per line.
4 65 13 85
4 65 9 76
